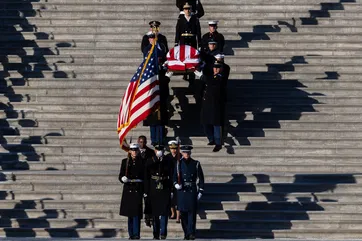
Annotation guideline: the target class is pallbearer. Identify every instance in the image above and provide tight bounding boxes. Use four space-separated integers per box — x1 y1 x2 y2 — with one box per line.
165 140 181 223
119 143 145 240
173 145 205 240
144 145 173 239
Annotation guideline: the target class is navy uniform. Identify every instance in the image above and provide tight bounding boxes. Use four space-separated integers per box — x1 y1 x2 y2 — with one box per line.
175 3 202 49
200 61 227 152
119 143 145 239
164 140 181 222
176 0 204 18
144 145 173 239
173 146 204 240
141 21 169 56
201 21 225 53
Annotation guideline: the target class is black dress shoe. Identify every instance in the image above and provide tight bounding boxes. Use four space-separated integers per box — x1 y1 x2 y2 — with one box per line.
161 235 167 239
183 236 189 240
153 237 160 240
213 145 222 152
133 236 140 240
207 141 215 145
189 234 195 240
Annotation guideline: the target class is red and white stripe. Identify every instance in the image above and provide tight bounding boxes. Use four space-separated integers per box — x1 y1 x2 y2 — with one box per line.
167 45 200 71
117 75 160 151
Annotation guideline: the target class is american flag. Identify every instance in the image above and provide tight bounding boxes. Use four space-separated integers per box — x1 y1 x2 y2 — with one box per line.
117 44 160 150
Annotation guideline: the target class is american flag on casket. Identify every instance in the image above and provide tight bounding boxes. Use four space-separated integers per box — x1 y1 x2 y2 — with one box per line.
165 45 200 72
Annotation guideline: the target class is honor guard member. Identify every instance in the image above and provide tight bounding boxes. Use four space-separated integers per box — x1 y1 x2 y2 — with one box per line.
201 20 225 53
119 143 145 240
142 34 170 145
141 21 169 55
144 145 173 239
206 38 221 57
175 2 202 49
200 61 227 152
173 145 204 240
138 136 155 161
176 0 204 18
164 140 181 223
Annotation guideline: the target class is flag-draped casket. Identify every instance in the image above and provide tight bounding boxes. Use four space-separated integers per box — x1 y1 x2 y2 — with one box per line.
166 45 200 72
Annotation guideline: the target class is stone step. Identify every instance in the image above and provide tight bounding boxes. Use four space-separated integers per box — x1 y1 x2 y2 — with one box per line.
5 171 362 184
0 197 360 211
6 55 362 66
2 159 362 173
0 226 360 239
2 218 362 230
2 152 362 164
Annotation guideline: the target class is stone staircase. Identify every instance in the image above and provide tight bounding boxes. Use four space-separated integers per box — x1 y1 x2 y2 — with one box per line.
1 0 362 238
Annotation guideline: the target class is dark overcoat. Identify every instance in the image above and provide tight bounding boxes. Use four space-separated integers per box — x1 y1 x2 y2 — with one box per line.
119 156 145 218
139 146 155 162
200 73 227 125
201 31 225 53
173 157 204 212
144 155 174 216
164 153 178 206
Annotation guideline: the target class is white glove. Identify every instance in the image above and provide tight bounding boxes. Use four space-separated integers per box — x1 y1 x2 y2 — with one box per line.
171 193 174 199
175 184 182 190
121 176 128 183
165 71 173 78
197 192 202 200
194 70 203 78
143 193 148 198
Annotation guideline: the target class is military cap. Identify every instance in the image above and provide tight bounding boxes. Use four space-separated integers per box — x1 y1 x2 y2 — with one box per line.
215 53 225 59
154 145 165 150
213 61 223 68
208 20 219 25
129 143 140 150
146 31 156 38
180 145 193 152
168 140 179 149
149 21 161 27
208 39 218 44
183 2 192 9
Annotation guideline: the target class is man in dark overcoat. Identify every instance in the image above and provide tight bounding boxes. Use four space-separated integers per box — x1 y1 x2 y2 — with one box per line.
200 61 227 152
173 145 204 240
138 136 155 161
141 21 169 55
201 20 225 53
164 140 181 223
176 0 204 18
144 145 174 239
119 143 145 240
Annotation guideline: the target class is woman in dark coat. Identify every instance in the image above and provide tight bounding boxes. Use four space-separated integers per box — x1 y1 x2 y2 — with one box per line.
119 143 145 239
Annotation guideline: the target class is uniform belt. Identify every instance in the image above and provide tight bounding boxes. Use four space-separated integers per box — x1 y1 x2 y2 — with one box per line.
128 179 143 183
184 181 196 186
181 33 195 37
151 175 169 181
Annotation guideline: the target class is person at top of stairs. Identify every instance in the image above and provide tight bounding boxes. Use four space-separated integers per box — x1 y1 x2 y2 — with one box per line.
176 0 204 18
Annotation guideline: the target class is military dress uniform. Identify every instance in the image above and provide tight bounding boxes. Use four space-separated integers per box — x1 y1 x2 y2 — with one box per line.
201 21 225 53
176 0 204 18
119 144 145 239
173 146 204 240
175 11 202 49
142 40 170 145
141 21 169 56
200 61 227 152
144 145 173 239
